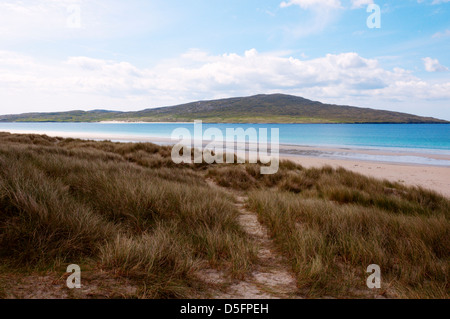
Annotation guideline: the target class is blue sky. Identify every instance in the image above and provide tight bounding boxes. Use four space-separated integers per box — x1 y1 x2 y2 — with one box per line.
0 0 449 119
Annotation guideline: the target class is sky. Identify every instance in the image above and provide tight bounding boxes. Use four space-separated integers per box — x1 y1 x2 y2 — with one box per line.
0 0 449 120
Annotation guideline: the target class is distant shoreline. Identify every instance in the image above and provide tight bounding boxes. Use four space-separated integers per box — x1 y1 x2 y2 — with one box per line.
1 128 449 160
1 120 448 124
98 121 194 124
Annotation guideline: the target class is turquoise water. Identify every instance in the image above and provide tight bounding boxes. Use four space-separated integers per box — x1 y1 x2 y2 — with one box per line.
1 122 449 165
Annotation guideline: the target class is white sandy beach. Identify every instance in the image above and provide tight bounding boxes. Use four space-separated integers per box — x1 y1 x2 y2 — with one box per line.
280 145 450 197
98 121 194 124
284 155 450 198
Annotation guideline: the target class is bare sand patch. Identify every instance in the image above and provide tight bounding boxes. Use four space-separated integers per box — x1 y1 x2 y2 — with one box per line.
283 155 450 198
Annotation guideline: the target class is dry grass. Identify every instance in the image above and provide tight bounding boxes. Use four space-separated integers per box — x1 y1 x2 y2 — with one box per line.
209 164 449 298
173 157 450 298
1 132 448 299
0 132 256 298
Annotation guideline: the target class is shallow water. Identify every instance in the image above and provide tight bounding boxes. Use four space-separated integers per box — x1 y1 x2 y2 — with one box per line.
1 122 449 166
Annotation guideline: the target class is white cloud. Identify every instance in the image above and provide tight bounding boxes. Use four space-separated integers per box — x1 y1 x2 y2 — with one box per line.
351 0 374 8
423 57 449 72
1 49 449 118
417 0 450 4
279 0 344 37
280 0 342 9
279 0 374 9
0 0 165 41
279 0 448 9
0 0 82 39
432 29 450 38
278 0 375 37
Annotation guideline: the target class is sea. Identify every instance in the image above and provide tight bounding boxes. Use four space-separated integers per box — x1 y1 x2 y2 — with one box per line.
0 122 449 166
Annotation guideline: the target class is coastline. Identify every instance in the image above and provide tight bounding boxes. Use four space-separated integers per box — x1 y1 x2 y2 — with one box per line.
2 128 449 197
98 121 194 124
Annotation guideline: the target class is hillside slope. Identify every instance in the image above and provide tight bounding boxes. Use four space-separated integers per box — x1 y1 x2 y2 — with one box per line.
0 94 447 123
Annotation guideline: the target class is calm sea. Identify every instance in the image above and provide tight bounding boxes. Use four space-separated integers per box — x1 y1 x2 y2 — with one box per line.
0 122 449 166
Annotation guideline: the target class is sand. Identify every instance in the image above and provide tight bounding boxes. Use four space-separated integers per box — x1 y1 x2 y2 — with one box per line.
2 129 449 197
283 155 450 198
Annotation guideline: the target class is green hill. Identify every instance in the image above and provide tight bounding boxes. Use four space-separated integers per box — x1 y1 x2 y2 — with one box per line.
0 94 447 123
0 110 122 123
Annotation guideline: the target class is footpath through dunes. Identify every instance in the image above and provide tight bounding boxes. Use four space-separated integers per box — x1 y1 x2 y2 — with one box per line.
201 179 301 299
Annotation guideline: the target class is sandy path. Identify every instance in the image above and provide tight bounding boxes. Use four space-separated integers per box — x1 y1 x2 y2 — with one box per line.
203 180 299 299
